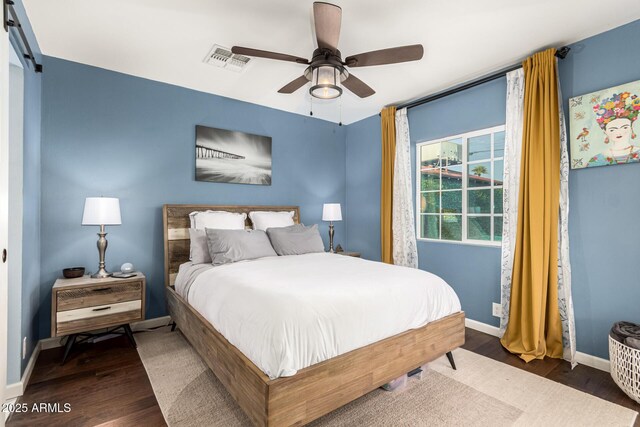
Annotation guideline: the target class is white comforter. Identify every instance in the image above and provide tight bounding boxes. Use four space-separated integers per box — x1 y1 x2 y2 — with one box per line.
176 253 461 379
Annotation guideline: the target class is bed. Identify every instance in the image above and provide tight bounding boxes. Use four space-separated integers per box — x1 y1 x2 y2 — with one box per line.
163 204 465 426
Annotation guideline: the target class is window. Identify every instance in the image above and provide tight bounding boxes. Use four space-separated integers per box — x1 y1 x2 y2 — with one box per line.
416 125 505 245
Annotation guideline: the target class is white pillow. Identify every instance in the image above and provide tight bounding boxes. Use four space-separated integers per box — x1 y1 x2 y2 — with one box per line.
189 210 247 230
249 211 295 231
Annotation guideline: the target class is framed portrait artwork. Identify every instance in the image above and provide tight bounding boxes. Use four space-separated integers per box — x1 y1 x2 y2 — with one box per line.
195 125 272 185
569 80 640 169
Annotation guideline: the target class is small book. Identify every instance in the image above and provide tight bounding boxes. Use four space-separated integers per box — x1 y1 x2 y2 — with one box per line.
112 272 136 279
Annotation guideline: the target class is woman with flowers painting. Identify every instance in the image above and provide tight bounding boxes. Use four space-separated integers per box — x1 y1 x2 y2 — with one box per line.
588 92 640 167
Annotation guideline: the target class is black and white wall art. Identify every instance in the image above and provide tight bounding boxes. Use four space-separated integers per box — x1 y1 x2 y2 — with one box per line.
195 125 272 185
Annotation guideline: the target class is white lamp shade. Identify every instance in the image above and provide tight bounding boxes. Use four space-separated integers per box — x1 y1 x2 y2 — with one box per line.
82 197 122 225
322 203 342 221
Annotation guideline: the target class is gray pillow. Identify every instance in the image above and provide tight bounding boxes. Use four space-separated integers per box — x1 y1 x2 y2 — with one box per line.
189 228 211 264
267 224 325 256
205 228 277 266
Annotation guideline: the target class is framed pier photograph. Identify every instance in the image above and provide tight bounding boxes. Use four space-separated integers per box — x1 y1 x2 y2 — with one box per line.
195 125 272 185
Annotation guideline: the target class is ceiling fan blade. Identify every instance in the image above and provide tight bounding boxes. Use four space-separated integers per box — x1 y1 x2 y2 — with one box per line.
231 46 309 64
313 2 342 51
342 74 375 98
345 44 424 67
278 75 309 94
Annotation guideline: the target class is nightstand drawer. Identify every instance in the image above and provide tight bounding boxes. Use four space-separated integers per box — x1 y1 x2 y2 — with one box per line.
57 280 142 311
51 273 146 338
56 300 142 336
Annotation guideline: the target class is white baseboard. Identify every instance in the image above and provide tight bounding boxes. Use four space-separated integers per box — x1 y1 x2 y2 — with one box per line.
464 317 610 373
4 382 22 400
465 318 501 337
40 336 64 351
574 351 610 372
5 338 41 400
5 316 173 399
3 397 17 421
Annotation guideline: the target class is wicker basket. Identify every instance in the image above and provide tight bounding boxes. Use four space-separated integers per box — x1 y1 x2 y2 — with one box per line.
609 335 640 404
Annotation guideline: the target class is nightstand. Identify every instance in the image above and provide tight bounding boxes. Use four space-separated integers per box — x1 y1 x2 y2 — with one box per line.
336 251 361 258
51 272 146 363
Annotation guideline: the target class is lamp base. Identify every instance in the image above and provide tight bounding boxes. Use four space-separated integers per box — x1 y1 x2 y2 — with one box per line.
328 222 335 253
92 226 111 279
91 268 112 279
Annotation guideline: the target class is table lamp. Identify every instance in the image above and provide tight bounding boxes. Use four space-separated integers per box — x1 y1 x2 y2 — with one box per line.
82 197 121 278
322 203 342 253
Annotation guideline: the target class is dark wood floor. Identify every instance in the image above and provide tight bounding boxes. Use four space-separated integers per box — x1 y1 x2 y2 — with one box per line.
7 335 166 427
7 328 639 426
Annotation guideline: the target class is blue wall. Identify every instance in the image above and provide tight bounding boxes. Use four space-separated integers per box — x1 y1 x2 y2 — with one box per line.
39 57 346 338
21 51 41 377
345 115 382 262
345 21 640 359
558 20 640 358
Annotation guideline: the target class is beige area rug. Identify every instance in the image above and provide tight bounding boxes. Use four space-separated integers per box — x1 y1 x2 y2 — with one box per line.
136 328 638 426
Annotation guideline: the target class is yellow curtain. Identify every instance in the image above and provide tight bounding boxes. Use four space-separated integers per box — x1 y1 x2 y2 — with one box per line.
380 106 396 264
500 48 563 362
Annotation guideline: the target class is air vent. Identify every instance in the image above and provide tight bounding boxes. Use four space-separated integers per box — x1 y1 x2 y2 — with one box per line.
204 44 251 72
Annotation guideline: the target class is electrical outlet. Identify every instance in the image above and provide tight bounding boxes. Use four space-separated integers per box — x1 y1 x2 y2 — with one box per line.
492 303 502 318
22 337 27 359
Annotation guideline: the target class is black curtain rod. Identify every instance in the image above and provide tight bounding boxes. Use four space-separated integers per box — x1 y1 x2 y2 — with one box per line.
3 0 42 73
392 46 570 112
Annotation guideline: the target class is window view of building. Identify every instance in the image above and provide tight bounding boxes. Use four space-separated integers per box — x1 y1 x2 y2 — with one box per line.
417 126 505 244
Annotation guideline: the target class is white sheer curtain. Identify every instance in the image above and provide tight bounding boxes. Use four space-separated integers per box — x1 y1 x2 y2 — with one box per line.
392 108 418 268
556 62 577 366
499 69 525 334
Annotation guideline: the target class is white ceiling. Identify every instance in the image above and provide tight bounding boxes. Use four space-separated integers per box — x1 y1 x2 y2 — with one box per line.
23 0 640 124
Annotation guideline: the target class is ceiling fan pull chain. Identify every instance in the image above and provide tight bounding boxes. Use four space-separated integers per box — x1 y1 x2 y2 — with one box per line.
310 96 314 116
339 96 342 126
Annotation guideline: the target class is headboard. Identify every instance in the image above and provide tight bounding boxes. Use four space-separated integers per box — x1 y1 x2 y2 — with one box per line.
162 204 300 287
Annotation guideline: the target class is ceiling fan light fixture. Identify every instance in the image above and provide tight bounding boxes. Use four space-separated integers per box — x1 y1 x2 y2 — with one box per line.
309 65 344 99
234 2 422 99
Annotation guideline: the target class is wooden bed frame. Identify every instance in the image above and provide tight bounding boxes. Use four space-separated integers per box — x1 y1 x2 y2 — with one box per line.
163 204 465 426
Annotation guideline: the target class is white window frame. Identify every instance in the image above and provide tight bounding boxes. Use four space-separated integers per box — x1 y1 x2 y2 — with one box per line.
415 125 505 247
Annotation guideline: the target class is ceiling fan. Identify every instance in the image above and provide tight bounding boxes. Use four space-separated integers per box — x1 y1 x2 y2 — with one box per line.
231 2 424 100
